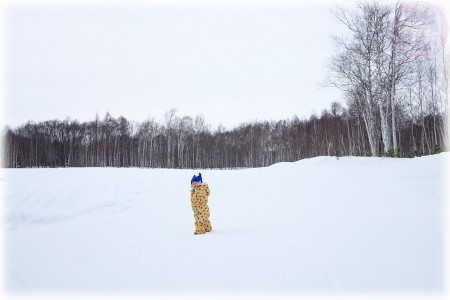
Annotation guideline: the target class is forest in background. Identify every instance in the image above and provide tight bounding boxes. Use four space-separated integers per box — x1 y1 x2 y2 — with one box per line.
1 104 446 169
1 1 448 169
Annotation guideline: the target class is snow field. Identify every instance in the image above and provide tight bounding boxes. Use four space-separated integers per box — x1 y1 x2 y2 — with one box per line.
2 154 447 295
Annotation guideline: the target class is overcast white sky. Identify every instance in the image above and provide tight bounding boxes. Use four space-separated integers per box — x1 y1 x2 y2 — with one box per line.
3 0 445 130
1 0 351 129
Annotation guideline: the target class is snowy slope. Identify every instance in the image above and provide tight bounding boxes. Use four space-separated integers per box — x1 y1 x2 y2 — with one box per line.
2 154 447 295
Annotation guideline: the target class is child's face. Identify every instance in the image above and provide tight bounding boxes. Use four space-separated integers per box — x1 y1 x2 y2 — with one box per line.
193 181 201 186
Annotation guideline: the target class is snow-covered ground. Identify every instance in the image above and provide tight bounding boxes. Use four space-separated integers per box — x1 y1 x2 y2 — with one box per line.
1 154 447 296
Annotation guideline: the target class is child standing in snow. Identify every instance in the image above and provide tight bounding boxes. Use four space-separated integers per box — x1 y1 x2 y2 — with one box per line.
190 173 212 235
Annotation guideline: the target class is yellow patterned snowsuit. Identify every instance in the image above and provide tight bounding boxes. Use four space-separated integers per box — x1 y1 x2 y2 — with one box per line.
190 183 212 234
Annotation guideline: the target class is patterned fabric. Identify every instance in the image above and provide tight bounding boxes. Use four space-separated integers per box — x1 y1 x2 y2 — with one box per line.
190 183 212 234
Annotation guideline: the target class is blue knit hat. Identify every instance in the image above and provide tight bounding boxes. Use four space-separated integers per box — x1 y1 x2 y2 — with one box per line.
191 173 202 184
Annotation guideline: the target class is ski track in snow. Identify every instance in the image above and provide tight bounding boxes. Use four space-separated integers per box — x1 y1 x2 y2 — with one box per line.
3 154 447 295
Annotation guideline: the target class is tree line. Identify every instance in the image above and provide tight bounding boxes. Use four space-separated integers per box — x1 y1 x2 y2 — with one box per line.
1 102 446 169
1 1 448 169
